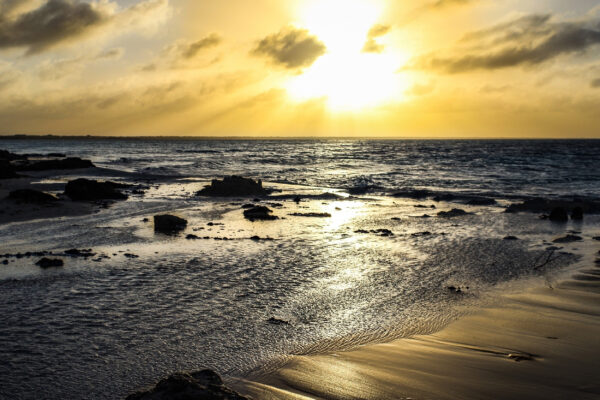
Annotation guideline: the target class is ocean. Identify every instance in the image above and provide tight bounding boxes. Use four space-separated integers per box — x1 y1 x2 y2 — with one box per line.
0 138 598 399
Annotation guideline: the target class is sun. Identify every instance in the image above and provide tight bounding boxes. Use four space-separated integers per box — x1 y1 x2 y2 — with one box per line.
286 0 409 112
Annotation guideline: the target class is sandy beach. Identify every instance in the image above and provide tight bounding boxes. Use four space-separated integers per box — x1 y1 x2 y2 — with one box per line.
236 250 600 400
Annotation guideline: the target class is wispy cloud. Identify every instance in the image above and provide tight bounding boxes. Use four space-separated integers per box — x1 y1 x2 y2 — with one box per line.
252 26 326 69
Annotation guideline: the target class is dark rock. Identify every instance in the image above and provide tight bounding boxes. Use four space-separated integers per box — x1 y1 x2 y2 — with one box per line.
17 157 94 171
412 231 432 237
124 253 139 259
553 235 583 243
288 212 332 218
0 149 27 161
64 249 95 258
571 207 584 220
142 218 149 223
503 236 519 241
267 317 289 325
505 198 600 214
354 229 369 234
447 286 463 294
437 208 469 218
36 258 64 268
243 206 278 221
154 215 188 234
293 195 301 203
197 176 269 197
549 207 569 222
186 234 200 240
594 236 600 241
125 369 247 400
2 260 7 265
8 189 58 203
373 229 393 237
0 160 19 179
241 203 255 209
65 178 127 201
466 197 497 206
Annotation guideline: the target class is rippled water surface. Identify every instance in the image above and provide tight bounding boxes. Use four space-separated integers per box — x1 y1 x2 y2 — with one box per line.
0 139 599 399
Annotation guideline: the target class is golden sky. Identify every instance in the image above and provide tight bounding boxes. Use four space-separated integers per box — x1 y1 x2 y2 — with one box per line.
1 0 599 137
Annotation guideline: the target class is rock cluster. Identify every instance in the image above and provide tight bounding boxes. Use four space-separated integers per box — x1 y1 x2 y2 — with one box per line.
65 178 128 201
197 176 269 197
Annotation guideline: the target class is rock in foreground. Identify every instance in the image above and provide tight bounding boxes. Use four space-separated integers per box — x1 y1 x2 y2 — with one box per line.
154 215 188 234
126 369 247 400
197 176 269 197
8 189 58 203
65 179 128 201
243 206 278 221
35 258 64 268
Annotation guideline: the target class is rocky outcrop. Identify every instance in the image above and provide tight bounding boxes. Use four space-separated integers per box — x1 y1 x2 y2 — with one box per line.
505 198 600 215
243 206 278 221
7 189 58 203
437 208 469 218
126 369 248 400
0 160 19 179
154 215 188 234
15 157 94 171
197 176 269 197
65 179 128 201
35 258 64 268
548 207 569 222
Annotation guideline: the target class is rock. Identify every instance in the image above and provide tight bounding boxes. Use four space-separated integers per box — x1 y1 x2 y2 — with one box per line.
288 212 332 218
243 206 278 221
64 249 95 258
549 207 569 222
124 253 139 259
412 231 432 237
0 160 19 179
437 208 469 218
553 235 583 243
241 203 255 209
8 189 58 203
392 189 431 199
125 369 248 400
186 234 200 240
466 197 497 206
154 215 188 234
594 236 600 241
16 157 94 171
0 149 26 161
267 317 289 325
571 207 584 220
35 258 64 268
2 260 7 265
505 198 600 214
373 229 393 237
65 178 127 201
503 236 519 241
197 176 269 197
293 195 301 203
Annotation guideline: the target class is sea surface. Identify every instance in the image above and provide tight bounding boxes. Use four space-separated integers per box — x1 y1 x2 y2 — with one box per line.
0 139 599 399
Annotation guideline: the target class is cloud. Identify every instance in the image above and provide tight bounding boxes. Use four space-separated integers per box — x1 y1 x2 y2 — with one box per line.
592 78 600 87
362 24 391 53
0 0 170 55
429 0 475 9
181 33 221 59
413 14 600 73
37 47 125 80
253 26 326 69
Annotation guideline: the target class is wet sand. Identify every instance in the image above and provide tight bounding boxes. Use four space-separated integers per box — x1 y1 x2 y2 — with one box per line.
235 255 600 400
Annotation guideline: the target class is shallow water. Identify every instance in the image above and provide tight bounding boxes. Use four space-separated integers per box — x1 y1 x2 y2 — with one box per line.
1 139 599 399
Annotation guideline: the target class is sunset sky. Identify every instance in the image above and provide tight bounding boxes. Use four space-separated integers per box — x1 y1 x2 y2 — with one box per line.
1 0 600 137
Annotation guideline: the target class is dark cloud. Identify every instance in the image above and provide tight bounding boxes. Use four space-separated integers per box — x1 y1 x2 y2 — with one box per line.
362 24 391 53
253 27 326 69
182 33 221 59
414 14 600 73
0 0 108 54
592 78 600 87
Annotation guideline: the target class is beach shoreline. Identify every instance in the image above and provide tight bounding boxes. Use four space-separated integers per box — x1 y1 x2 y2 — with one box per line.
233 248 600 400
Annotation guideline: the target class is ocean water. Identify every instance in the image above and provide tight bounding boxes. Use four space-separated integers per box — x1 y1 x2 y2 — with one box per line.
0 139 599 399
2 138 600 199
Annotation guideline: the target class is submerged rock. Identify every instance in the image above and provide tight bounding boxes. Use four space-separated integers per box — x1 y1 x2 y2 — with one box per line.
503 236 519 241
437 208 469 218
243 206 278 221
8 189 58 203
571 207 584 220
553 235 583 243
197 176 269 197
267 317 289 325
126 369 247 400
549 207 569 222
65 178 127 201
35 258 64 268
288 212 332 218
154 215 188 234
